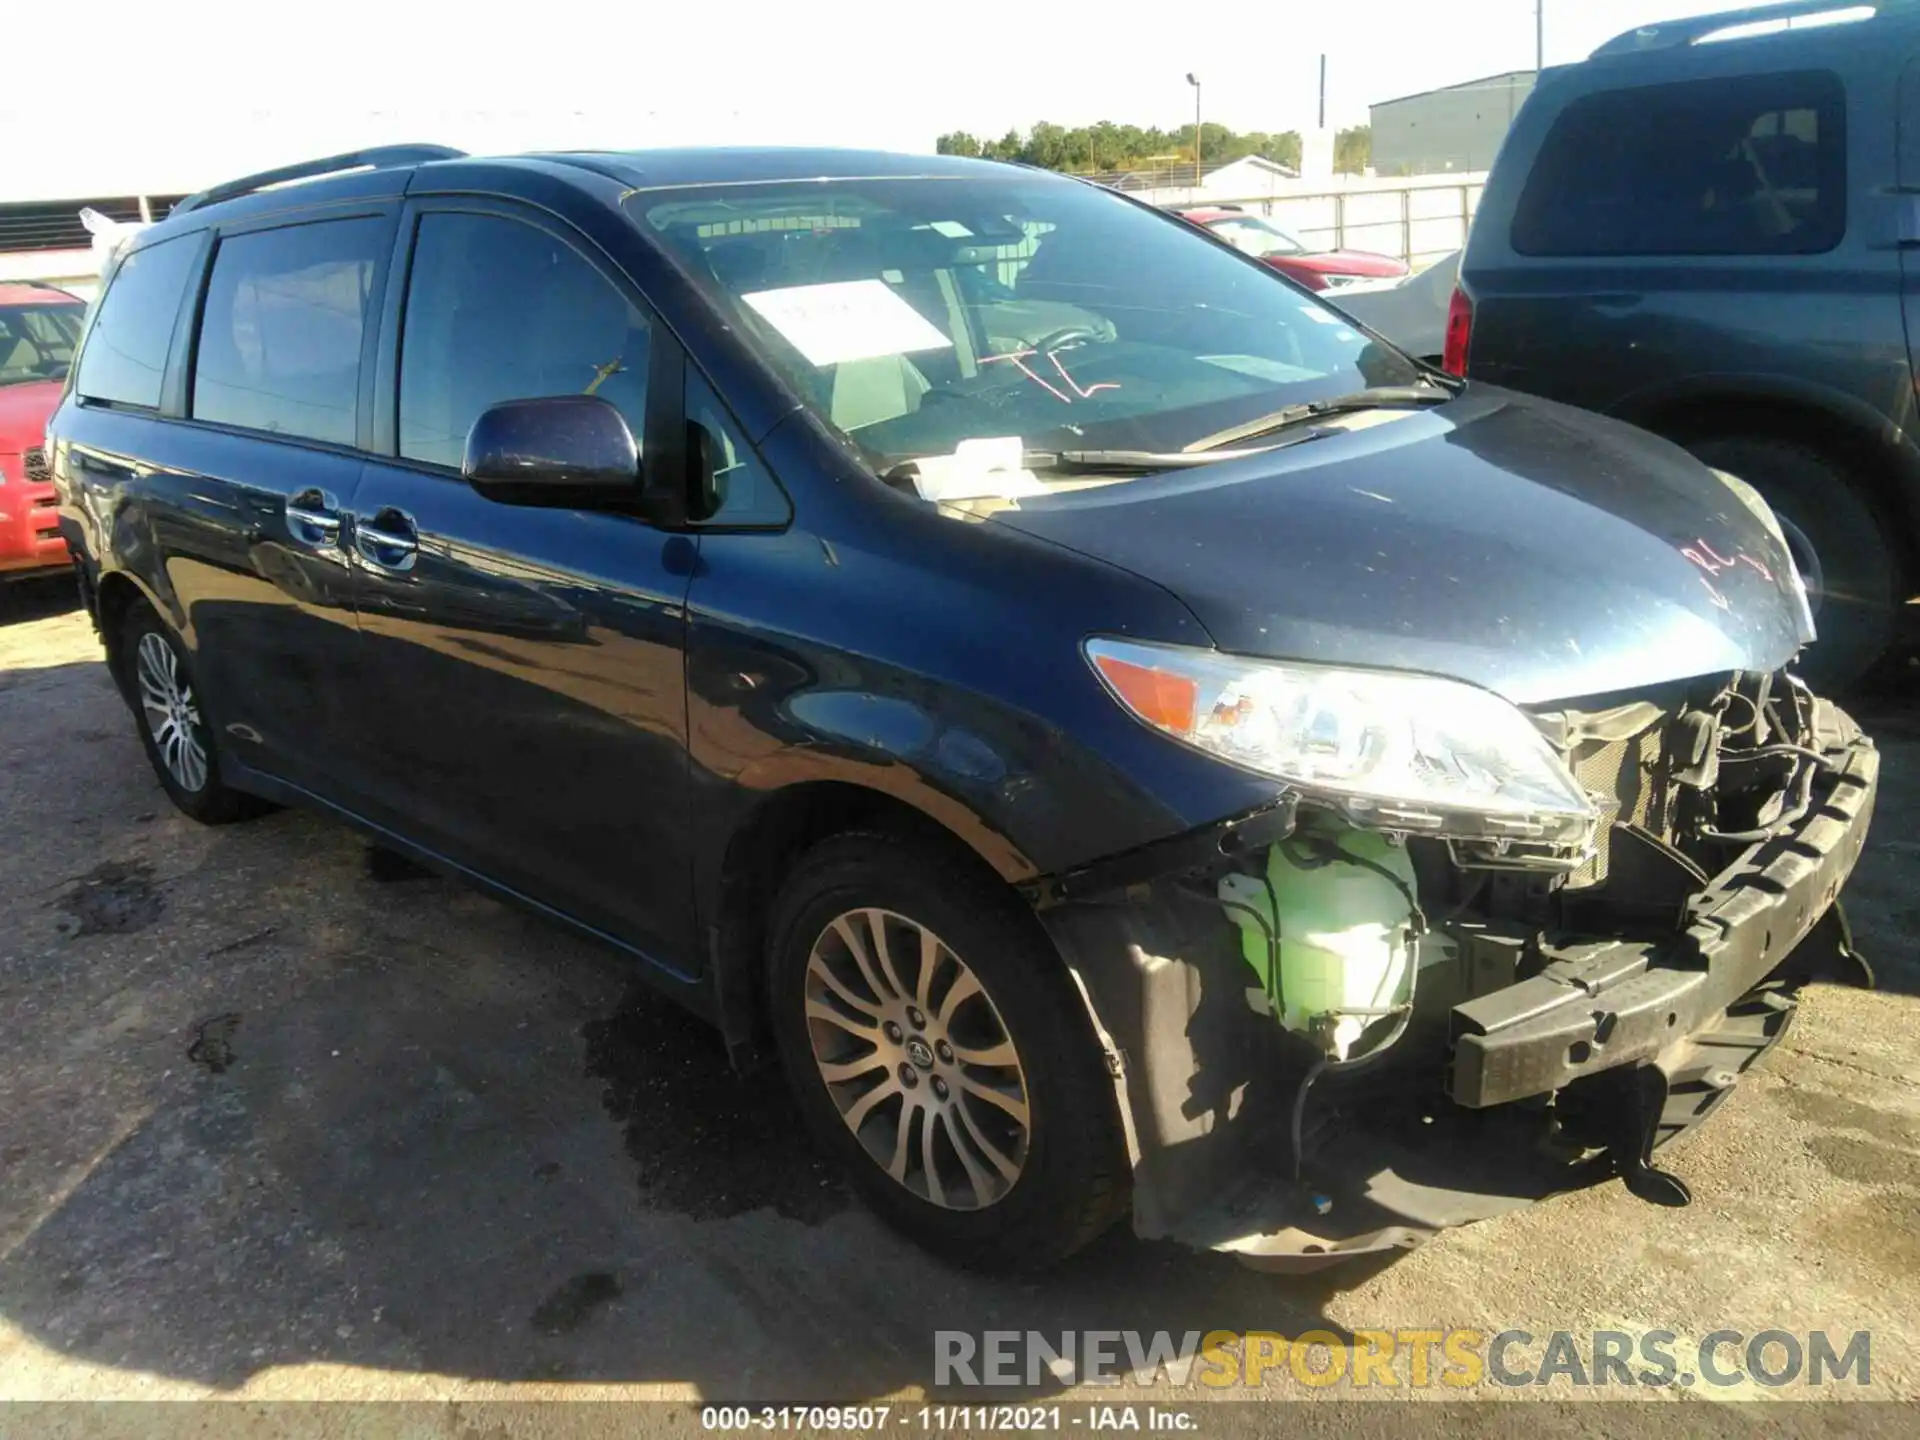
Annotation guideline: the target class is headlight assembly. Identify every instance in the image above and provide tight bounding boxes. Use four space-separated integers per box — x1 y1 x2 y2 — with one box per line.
1085 637 1599 864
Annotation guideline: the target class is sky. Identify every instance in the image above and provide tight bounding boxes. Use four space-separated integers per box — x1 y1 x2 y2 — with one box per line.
2 0 1797 197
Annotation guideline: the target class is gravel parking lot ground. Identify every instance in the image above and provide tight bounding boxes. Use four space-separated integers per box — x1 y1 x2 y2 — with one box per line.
2 582 1918 1421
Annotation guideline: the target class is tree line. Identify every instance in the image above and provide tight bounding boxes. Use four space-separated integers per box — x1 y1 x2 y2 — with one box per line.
934 123 1372 176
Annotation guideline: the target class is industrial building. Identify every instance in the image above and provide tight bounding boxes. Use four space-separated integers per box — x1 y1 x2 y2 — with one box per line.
1370 70 1537 176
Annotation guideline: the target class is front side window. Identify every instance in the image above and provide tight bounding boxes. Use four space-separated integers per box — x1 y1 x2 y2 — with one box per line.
1206 215 1307 258
0 301 86 386
399 212 651 469
192 217 387 446
632 175 1417 480
1512 70 1847 257
74 235 198 409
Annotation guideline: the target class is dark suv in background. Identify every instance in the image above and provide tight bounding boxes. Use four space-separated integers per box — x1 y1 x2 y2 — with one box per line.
1454 0 1920 686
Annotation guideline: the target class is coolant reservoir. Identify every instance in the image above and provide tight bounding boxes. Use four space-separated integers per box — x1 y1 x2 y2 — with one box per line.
1218 825 1418 1061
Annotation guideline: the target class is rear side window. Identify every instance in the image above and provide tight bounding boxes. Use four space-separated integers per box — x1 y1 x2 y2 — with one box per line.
1512 70 1846 257
398 212 651 469
192 217 387 446
74 235 198 408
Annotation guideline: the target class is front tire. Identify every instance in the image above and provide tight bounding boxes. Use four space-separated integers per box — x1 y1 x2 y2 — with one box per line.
121 601 270 825
768 832 1128 1271
1683 436 1898 690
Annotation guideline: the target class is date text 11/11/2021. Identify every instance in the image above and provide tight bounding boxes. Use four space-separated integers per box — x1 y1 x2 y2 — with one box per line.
700 1406 1199 1431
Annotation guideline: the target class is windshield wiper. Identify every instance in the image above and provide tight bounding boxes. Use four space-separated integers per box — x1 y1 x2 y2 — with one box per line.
880 429 1335 489
1029 431 1335 474
1185 381 1455 453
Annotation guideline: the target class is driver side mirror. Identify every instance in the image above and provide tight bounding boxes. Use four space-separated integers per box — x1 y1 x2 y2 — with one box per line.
463 395 680 523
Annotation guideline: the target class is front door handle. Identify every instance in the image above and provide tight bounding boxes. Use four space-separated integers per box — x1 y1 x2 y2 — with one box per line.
287 488 343 546
354 506 419 572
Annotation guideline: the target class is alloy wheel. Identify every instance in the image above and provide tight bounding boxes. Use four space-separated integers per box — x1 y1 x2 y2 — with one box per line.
803 907 1031 1210
136 631 209 794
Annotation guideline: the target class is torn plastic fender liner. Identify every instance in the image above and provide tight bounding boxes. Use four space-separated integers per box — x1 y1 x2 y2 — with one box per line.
1039 876 1491 1270
1028 796 1433 1254
1038 881 1311 1243
1018 797 1304 1238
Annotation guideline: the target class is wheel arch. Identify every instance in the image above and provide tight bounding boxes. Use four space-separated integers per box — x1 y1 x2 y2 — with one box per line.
1616 378 1920 593
705 779 1058 1067
93 568 168 702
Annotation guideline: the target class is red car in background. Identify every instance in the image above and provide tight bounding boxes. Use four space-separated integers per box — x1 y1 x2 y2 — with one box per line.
1172 206 1409 292
1 283 87 586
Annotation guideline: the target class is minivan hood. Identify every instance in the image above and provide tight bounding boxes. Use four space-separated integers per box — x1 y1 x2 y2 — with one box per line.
987 387 1807 706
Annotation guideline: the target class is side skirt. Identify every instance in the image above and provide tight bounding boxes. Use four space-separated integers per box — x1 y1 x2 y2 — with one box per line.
222 757 715 1021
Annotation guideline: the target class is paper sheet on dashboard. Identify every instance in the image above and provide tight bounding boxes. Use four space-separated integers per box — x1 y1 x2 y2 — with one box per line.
909 437 1047 502
741 280 955 367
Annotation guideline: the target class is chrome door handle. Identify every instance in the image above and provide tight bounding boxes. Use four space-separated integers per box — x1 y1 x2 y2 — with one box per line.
287 488 343 544
353 508 418 572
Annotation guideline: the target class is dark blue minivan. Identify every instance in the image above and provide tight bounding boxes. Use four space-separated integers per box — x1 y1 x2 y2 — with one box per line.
48 144 1878 1271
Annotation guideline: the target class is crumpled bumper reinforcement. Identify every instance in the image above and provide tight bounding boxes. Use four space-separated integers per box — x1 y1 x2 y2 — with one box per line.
1451 733 1877 1108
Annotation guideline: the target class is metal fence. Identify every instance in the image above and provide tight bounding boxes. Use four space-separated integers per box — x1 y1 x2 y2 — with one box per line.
1125 178 1486 271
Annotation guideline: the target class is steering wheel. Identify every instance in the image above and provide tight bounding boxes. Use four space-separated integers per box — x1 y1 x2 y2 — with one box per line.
1028 325 1106 355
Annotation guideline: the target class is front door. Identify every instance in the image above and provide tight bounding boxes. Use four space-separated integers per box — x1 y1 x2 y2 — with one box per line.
346 200 697 972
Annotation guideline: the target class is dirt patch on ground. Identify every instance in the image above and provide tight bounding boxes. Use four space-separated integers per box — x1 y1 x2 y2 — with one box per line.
54 860 163 937
528 1272 624 1336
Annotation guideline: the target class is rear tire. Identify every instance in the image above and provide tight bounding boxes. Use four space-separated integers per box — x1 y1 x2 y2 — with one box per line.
120 601 271 825
1683 436 1897 690
767 831 1128 1271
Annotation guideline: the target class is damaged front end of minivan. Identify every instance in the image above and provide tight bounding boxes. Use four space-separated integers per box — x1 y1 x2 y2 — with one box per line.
1025 664 1878 1269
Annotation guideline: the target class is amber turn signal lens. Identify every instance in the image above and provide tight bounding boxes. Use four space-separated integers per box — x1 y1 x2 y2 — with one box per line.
1091 653 1199 734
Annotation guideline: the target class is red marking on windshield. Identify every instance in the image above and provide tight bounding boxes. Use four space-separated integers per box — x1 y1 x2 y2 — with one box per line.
981 348 1073 404
980 346 1120 404
1048 351 1120 398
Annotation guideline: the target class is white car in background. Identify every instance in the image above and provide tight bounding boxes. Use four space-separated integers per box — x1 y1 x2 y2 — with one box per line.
1323 249 1461 366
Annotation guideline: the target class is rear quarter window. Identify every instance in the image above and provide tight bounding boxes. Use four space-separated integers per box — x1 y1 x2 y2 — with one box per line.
1511 69 1847 257
73 234 199 409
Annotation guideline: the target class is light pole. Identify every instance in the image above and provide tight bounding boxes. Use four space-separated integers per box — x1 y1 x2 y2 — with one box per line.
1186 72 1202 188
1536 1 1544 71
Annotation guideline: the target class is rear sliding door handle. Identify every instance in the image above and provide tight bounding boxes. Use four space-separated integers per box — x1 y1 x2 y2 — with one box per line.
353 507 419 572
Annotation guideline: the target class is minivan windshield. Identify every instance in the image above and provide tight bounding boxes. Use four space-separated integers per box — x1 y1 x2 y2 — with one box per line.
631 174 1422 483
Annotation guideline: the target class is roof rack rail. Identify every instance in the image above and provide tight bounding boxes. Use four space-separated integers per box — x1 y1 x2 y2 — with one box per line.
1592 0 1899 57
170 144 468 216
